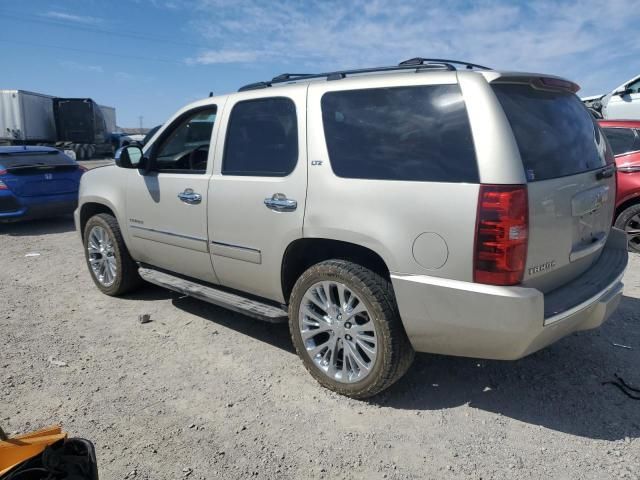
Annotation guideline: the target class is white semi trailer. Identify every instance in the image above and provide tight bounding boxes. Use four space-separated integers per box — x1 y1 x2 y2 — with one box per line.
0 89 117 159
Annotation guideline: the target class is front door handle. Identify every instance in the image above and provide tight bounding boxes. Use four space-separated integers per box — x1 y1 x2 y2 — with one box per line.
264 193 297 212
178 188 202 205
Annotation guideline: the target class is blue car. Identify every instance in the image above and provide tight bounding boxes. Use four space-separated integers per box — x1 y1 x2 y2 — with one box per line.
0 146 85 222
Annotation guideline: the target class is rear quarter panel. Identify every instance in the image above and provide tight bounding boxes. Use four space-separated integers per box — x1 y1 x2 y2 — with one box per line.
616 152 640 207
305 72 480 281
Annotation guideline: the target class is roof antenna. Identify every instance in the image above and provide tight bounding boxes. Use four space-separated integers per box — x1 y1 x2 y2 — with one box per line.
209 91 213 97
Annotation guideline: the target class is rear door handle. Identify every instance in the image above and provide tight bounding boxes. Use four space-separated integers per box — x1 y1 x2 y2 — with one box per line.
264 193 297 212
596 165 616 180
178 188 202 205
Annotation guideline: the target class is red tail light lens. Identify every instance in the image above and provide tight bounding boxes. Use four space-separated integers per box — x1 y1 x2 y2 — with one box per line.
474 185 528 286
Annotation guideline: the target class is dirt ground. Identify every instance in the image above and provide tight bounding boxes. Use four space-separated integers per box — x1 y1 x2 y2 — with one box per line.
1 214 639 480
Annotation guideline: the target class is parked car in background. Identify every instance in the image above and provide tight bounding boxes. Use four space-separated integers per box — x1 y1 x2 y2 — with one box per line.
141 125 161 146
0 146 85 222
600 120 640 253
76 59 628 398
582 74 640 120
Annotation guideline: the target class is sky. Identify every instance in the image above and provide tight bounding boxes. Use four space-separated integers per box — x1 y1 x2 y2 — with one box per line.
1 0 639 128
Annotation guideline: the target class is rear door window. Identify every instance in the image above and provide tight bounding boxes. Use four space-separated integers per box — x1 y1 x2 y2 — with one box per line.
320 85 478 182
222 97 298 177
602 127 638 156
492 84 612 181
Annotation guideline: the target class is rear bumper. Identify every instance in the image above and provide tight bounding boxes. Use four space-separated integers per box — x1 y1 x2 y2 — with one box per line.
0 190 78 221
391 229 628 360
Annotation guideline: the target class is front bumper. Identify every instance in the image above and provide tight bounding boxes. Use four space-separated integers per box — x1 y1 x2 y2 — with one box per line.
391 229 628 360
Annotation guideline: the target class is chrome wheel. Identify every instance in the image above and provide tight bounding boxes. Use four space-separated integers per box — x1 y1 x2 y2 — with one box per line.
299 281 377 383
626 213 640 253
87 226 117 287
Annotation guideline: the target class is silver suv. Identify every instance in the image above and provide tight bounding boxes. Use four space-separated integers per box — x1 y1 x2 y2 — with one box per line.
76 58 629 398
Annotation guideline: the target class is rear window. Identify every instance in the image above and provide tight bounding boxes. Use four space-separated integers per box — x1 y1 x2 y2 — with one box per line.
602 127 638 156
492 84 612 182
321 85 478 182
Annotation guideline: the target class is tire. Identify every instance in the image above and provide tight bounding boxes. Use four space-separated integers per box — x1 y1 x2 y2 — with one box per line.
83 213 142 295
288 260 414 399
72 144 83 161
615 203 640 254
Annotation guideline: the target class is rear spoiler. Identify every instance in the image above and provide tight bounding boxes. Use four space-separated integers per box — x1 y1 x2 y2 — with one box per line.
0 149 58 156
481 71 580 94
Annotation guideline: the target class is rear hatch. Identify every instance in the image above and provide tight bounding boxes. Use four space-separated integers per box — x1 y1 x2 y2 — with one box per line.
492 82 616 293
0 147 81 196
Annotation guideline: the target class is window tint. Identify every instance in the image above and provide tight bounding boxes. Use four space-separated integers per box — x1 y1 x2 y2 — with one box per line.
492 84 612 182
222 97 298 176
321 85 478 182
154 108 216 173
627 78 640 94
603 128 637 156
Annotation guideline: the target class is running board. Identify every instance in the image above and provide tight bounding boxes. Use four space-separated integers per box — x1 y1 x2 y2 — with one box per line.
138 267 288 323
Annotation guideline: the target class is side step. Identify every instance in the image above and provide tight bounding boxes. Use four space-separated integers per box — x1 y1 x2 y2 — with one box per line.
138 267 288 323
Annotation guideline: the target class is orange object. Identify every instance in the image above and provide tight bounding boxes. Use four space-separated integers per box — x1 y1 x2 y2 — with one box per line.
0 425 67 476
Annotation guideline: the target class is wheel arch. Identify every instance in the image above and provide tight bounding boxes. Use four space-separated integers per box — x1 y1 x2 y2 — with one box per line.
79 201 117 240
281 238 391 303
615 194 640 221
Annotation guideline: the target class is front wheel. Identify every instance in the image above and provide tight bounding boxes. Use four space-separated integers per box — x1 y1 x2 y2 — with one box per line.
83 213 142 295
615 203 640 253
288 260 414 399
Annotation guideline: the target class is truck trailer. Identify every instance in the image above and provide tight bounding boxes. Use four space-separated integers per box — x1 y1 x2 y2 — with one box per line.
0 89 116 159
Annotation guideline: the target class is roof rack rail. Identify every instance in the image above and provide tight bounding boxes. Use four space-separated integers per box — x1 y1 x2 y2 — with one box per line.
398 57 491 70
238 58 491 92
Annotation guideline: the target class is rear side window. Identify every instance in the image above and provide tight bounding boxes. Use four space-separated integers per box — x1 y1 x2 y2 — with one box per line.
321 85 478 182
492 84 613 181
603 127 638 156
222 97 298 176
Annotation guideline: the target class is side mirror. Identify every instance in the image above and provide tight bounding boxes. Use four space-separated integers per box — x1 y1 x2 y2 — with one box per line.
115 145 144 169
615 87 633 97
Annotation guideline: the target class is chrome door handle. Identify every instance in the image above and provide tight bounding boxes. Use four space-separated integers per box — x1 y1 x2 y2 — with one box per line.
178 188 202 205
264 193 297 212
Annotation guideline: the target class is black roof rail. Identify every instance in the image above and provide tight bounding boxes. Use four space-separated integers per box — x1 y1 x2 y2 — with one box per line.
238 81 272 92
271 73 313 82
399 57 492 70
237 58 489 92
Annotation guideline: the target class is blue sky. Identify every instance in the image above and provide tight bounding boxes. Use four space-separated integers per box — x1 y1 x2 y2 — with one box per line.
2 0 639 128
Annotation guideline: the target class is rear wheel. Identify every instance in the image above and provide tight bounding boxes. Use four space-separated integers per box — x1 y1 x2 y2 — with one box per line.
615 204 640 253
83 213 142 295
288 260 414 399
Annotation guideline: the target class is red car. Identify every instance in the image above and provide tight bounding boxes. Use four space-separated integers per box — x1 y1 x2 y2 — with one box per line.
600 120 640 253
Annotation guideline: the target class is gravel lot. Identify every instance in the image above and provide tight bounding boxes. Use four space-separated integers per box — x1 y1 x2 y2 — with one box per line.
2 210 639 479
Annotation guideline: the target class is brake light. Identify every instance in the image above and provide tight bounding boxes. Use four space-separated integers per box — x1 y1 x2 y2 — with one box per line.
474 185 528 286
0 170 7 190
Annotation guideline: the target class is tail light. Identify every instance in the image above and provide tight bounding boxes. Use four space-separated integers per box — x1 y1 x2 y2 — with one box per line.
474 185 528 286
0 170 7 190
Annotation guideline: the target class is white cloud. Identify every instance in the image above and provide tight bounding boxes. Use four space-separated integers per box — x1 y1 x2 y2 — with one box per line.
60 61 104 73
186 49 263 65
44 11 102 24
183 0 640 95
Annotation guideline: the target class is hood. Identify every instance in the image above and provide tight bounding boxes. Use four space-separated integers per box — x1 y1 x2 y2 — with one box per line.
580 94 605 102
